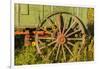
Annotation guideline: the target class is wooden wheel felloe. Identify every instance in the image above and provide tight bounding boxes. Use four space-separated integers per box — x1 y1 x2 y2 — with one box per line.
35 12 86 62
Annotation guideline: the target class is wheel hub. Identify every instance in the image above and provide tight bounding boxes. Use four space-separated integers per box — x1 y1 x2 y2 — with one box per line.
57 33 66 44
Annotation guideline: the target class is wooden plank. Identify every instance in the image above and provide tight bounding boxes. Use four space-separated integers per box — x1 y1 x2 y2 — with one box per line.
15 4 88 28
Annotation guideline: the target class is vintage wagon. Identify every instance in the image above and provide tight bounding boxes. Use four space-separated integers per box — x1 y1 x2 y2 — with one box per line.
15 4 94 62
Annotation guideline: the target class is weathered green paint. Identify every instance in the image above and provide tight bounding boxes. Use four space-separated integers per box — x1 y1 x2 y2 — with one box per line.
15 4 90 28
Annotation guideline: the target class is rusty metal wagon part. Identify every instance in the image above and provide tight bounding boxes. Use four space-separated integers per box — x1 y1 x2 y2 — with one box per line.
34 12 87 62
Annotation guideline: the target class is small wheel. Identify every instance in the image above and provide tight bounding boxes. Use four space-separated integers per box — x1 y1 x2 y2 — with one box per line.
35 12 86 62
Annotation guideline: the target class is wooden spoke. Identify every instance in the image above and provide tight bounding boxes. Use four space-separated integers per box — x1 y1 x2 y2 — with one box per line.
67 17 72 28
38 37 55 40
48 40 57 46
67 41 75 47
39 40 44 44
71 23 78 30
55 44 61 60
35 34 41 54
62 44 66 62
51 33 56 39
47 18 56 28
60 14 65 33
47 43 58 59
40 27 52 34
67 38 82 41
48 19 58 33
62 16 67 34
64 19 77 35
40 46 46 50
56 14 64 33
66 29 81 37
64 44 74 56
62 24 65 34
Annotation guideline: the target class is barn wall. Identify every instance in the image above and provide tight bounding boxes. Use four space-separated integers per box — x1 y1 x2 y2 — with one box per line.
14 4 89 28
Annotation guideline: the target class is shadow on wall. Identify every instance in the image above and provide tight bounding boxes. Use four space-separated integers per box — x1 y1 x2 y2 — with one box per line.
87 20 94 37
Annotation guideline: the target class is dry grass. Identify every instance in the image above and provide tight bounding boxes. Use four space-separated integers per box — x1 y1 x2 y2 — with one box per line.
15 36 94 65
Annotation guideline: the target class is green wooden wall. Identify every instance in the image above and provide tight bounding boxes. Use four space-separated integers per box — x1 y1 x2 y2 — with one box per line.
14 4 89 28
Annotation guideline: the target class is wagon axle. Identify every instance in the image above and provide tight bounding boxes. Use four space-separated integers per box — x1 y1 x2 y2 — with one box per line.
57 33 65 44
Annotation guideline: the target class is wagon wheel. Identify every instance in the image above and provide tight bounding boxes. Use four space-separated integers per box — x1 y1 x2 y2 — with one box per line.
35 12 86 62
